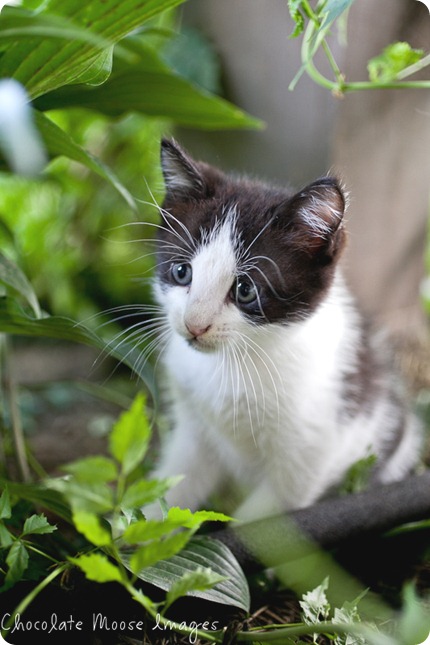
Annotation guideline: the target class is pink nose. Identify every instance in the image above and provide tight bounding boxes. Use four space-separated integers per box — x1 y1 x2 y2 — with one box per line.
185 322 211 338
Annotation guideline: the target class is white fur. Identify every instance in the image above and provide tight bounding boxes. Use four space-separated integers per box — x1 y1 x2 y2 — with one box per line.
151 217 421 521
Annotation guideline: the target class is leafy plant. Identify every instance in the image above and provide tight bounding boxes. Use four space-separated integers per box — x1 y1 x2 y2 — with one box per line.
287 0 430 94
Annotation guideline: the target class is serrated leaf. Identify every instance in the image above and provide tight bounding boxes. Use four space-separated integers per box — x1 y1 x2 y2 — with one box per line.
134 536 250 612
300 577 331 625
72 511 111 546
129 530 192 573
166 507 232 529
22 513 57 536
121 476 182 510
123 518 179 544
33 111 135 208
62 456 118 484
288 0 306 38
0 252 41 318
0 487 11 520
70 553 122 583
5 540 29 587
109 393 151 475
165 567 227 612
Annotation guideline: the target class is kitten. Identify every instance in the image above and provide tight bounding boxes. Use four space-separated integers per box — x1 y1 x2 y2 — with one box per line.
147 138 422 521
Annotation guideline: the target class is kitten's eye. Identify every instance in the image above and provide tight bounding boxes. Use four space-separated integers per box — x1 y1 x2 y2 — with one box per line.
171 262 192 286
233 277 258 304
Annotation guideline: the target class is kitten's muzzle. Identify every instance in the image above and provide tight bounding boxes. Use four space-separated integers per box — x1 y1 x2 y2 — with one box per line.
185 322 211 338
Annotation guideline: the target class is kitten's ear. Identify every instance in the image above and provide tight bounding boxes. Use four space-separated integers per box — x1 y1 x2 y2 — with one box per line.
288 178 347 259
160 139 206 200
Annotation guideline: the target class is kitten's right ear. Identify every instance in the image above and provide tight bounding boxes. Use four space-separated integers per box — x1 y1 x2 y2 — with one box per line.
160 139 206 200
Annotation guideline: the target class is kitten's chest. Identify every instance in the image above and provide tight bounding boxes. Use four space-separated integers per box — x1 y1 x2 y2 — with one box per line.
165 336 293 444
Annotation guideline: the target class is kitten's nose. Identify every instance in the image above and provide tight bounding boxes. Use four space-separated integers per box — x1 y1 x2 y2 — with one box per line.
185 322 211 338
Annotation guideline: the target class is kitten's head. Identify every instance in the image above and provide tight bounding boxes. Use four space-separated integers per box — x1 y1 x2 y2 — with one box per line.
155 139 347 353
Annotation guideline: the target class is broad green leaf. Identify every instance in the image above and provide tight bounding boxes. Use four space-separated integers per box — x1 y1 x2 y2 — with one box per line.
62 456 118 484
165 567 227 612
129 530 192 572
0 0 188 99
0 487 11 520
109 393 151 475
72 511 112 547
70 552 122 583
22 513 57 536
0 298 157 398
368 42 424 83
121 476 182 510
36 63 263 131
5 540 29 587
33 111 136 208
135 536 250 612
0 252 41 317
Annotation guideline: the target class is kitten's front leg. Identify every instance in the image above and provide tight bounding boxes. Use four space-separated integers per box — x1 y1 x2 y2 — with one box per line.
147 421 223 517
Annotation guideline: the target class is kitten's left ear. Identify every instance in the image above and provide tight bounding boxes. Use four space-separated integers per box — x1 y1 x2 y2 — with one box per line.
288 178 347 260
160 139 207 200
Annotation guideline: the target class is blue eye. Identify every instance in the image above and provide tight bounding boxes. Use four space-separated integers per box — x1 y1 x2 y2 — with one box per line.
233 277 258 304
171 262 192 286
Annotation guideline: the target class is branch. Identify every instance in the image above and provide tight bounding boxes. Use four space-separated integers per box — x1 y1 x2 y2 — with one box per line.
211 471 430 572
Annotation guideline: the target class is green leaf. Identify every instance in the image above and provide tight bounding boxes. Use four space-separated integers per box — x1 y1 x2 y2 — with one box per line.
166 507 232 528
319 0 357 31
62 456 118 484
36 66 263 131
0 298 157 398
164 567 227 612
70 552 122 583
50 479 114 515
135 536 250 612
0 522 14 547
72 511 112 546
123 518 180 544
121 476 182 510
368 42 424 83
0 252 41 318
0 487 11 520
123 507 231 545
5 540 29 587
109 393 151 475
22 514 57 536
33 111 136 208
0 0 189 100
129 530 192 572
288 0 306 38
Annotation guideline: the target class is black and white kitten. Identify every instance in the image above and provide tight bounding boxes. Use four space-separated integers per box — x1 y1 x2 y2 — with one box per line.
148 138 422 521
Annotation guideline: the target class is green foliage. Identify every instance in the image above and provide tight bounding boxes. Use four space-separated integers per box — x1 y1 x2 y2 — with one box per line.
0 0 261 319
367 42 425 83
287 0 430 94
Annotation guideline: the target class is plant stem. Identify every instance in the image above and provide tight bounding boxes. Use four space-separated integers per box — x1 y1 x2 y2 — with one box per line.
1 564 67 638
